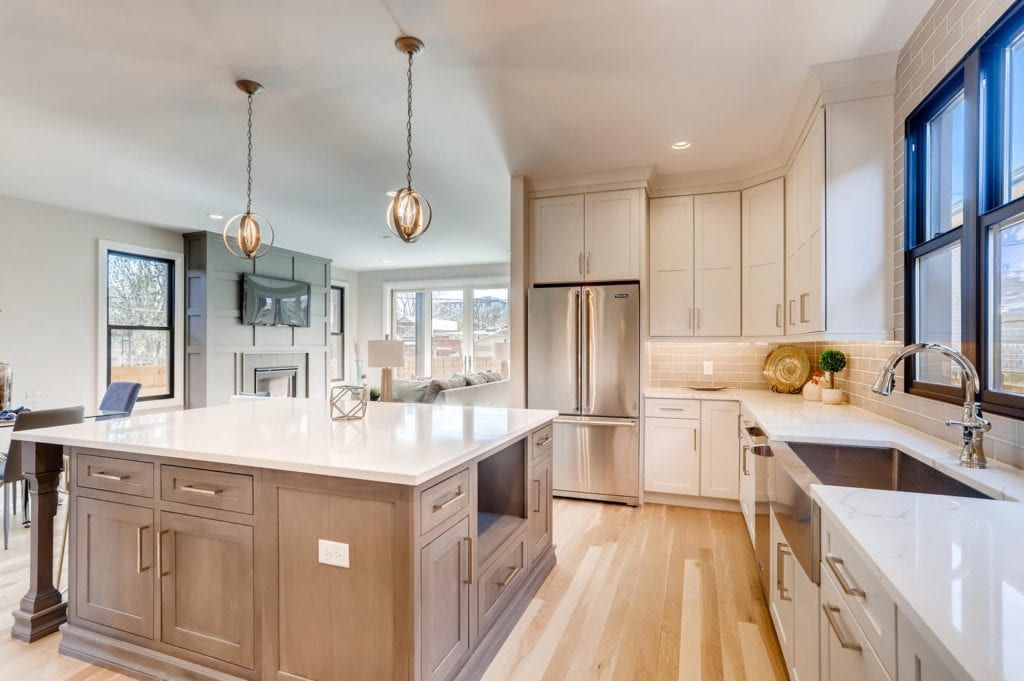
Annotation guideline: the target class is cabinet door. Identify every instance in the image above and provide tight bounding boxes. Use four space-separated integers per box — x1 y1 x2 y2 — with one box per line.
742 179 786 336
584 189 641 281
739 444 755 545
694 192 741 336
699 401 740 499
785 137 807 334
159 512 255 669
792 557 820 681
896 610 963 681
643 416 700 495
821 568 889 681
75 497 155 638
421 517 472 681
769 512 795 667
649 196 694 336
531 195 585 284
529 455 552 561
803 110 826 333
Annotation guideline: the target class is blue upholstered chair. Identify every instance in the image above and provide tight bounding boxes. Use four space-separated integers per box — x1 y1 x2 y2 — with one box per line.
96 381 142 420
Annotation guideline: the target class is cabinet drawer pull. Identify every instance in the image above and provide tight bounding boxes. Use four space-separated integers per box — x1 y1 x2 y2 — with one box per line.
532 479 541 513
742 445 750 476
788 299 795 325
800 292 809 323
497 565 521 588
157 529 171 578
180 484 222 496
465 537 475 585
822 603 862 652
432 489 466 512
776 303 782 328
825 555 866 598
776 543 792 601
586 252 591 274
696 308 701 330
136 525 150 573
659 407 691 412
688 308 693 330
578 253 584 275
92 471 128 481
535 436 552 448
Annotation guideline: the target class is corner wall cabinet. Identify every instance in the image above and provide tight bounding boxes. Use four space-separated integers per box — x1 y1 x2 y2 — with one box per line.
649 192 741 337
742 178 786 336
642 398 739 500
531 188 642 284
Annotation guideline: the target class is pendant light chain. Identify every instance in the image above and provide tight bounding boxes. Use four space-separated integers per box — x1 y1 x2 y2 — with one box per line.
246 93 255 214
406 50 414 190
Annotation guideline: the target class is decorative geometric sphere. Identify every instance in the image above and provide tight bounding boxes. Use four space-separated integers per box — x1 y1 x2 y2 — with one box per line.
386 187 432 243
330 384 369 421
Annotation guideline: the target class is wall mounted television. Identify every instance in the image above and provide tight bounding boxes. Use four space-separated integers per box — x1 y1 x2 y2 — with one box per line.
242 274 311 327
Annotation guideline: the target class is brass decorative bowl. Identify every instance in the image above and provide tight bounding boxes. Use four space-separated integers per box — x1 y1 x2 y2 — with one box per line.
763 346 811 394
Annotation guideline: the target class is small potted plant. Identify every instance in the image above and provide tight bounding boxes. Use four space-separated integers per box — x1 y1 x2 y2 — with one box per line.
818 349 847 405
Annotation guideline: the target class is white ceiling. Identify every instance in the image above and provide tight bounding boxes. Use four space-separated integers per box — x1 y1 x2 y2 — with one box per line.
0 1 933 270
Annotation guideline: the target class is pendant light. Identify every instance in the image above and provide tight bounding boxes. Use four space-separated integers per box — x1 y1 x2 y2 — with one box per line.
223 79 274 259
386 36 432 243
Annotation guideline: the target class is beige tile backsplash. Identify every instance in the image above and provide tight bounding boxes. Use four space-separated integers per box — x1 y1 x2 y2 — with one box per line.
647 339 1024 471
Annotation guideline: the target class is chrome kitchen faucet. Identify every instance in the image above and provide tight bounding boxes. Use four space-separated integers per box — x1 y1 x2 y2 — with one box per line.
871 343 989 469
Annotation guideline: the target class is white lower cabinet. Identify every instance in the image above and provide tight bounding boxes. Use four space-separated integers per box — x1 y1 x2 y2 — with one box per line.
769 512 796 668
896 610 965 681
820 567 890 681
643 416 700 495
792 558 820 681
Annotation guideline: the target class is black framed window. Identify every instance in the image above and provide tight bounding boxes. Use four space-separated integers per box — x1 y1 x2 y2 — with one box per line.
106 250 174 401
906 0 1024 418
329 285 345 381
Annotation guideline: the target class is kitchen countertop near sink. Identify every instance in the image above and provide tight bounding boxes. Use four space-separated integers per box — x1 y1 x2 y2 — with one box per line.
645 387 1024 501
813 485 1024 681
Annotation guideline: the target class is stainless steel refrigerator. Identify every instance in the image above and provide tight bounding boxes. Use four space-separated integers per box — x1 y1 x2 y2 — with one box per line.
527 283 640 505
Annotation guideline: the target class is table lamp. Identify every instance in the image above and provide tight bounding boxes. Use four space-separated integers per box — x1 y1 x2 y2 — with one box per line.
368 337 405 402
494 341 510 378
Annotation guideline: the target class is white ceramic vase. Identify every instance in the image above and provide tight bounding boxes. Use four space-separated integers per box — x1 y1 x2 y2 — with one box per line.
821 388 844 405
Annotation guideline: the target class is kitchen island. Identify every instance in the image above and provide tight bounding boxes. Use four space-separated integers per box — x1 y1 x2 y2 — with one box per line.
10 398 557 681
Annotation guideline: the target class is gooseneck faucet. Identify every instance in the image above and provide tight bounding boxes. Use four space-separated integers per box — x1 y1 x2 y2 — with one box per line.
871 343 989 468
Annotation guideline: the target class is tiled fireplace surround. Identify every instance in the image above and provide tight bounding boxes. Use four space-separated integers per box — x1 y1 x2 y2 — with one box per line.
647 341 1024 470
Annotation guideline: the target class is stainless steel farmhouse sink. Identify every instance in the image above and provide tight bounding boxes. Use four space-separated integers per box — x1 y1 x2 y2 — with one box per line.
785 442 994 500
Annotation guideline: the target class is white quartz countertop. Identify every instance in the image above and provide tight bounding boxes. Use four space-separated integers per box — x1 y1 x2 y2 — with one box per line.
11 399 558 485
645 387 1024 501
813 485 1024 681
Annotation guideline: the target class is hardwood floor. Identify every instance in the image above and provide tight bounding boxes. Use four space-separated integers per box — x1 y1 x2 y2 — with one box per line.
0 499 785 681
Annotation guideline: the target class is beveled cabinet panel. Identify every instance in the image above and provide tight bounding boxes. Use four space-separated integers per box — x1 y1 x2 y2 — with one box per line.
75 498 155 638
528 455 552 562
421 517 472 681
159 512 255 669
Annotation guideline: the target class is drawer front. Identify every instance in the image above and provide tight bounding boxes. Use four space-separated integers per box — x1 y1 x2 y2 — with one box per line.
644 398 700 419
478 532 527 636
419 469 471 536
822 513 896 678
531 424 553 460
77 453 154 498
160 466 254 514
821 567 892 681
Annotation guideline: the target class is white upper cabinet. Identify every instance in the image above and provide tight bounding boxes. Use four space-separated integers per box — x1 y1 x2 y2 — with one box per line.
742 179 786 336
786 109 825 334
693 192 742 337
530 189 642 285
584 190 642 281
649 196 695 336
531 194 586 284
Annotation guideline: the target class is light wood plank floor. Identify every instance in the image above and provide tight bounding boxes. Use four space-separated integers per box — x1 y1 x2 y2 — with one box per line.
0 499 786 680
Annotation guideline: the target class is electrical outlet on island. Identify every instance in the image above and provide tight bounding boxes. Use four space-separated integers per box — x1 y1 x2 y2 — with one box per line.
318 539 350 568
703 361 714 376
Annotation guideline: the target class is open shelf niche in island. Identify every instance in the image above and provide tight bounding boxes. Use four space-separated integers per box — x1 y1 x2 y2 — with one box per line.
476 437 528 567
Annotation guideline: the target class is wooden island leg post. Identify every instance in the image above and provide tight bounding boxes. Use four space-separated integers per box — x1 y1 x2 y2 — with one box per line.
11 441 67 642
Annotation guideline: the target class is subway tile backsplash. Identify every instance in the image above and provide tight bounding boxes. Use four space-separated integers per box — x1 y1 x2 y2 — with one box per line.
647 339 1024 471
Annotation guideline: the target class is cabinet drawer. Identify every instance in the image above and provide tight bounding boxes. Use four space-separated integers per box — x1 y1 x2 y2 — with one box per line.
645 398 700 419
822 512 896 678
160 466 253 515
419 469 470 536
478 532 527 636
77 453 154 498
531 425 553 460
821 567 892 681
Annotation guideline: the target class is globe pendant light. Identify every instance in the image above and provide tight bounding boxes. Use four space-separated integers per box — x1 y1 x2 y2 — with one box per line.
386 36 432 243
223 79 274 259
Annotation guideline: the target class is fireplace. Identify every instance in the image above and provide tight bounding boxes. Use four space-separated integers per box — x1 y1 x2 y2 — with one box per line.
254 366 299 397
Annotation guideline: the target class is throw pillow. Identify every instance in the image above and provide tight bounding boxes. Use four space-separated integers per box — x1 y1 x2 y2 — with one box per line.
460 372 488 386
483 370 504 382
392 379 432 403
423 376 468 404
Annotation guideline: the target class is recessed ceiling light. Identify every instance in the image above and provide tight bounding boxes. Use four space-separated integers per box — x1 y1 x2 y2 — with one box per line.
208 213 224 220
671 140 691 150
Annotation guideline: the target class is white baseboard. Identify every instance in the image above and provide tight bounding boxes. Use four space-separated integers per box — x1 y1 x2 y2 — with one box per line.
643 491 741 513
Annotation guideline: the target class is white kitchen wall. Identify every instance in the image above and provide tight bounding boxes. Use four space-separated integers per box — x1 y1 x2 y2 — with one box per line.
0 194 184 413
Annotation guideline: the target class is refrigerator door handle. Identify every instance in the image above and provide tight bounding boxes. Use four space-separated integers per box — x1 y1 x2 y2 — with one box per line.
575 289 583 413
583 288 592 414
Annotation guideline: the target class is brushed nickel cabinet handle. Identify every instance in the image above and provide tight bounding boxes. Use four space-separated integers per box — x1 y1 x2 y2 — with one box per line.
466 536 475 585
696 308 702 330
788 299 795 325
157 529 171 577
136 525 150 573
535 436 552 448
742 445 750 476
92 471 128 481
432 489 466 513
915 655 923 681
776 543 792 601
688 308 693 330
826 555 866 598
776 303 782 328
498 565 521 588
586 252 591 274
822 603 863 652
660 407 692 412
692 429 698 449
578 253 584 275
532 479 541 513
180 484 222 496
800 292 809 323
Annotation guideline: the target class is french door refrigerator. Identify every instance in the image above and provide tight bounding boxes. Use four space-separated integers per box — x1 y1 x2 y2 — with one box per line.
527 283 640 505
